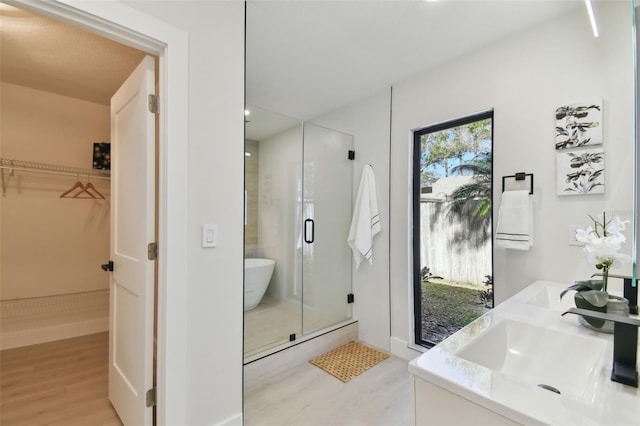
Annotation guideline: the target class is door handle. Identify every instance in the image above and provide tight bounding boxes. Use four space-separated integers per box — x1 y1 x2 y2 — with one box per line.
304 219 314 243
101 261 114 272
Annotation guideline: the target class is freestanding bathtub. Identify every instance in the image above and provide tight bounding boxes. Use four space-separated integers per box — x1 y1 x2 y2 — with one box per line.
244 258 275 311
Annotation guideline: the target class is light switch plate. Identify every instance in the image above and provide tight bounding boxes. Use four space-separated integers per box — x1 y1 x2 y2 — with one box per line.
202 224 217 248
568 225 584 246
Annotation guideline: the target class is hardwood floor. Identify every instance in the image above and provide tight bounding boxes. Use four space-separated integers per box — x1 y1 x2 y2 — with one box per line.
0 332 122 426
244 353 412 426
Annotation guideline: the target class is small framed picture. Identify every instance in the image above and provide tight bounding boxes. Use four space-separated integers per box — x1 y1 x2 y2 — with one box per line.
555 100 602 150
556 147 604 195
93 142 111 170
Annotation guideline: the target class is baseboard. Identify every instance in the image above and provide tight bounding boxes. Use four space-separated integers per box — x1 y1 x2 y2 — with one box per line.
213 413 242 426
390 336 422 361
357 330 390 353
0 318 108 350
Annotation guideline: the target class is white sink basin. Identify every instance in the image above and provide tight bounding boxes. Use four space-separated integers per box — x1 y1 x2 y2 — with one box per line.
455 319 607 399
527 285 575 311
410 281 640 425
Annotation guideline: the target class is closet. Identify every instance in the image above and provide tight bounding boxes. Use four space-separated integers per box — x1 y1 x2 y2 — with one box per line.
0 4 147 424
0 0 145 345
0 83 112 349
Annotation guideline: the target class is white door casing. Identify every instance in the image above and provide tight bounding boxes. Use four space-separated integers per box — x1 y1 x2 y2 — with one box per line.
109 55 156 426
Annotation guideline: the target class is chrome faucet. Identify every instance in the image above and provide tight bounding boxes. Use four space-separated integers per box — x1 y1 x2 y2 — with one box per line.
590 273 638 315
562 308 640 387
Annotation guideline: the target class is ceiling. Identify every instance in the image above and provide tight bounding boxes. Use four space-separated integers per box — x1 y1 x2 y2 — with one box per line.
1 1 582 115
0 3 145 105
246 0 582 121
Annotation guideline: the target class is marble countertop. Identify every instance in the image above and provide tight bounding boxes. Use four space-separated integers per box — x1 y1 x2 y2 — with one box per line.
409 280 640 425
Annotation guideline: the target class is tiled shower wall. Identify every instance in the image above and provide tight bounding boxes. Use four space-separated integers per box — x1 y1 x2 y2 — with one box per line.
245 138 259 256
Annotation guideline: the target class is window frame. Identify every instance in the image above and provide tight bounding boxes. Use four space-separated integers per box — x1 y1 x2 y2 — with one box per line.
412 110 494 348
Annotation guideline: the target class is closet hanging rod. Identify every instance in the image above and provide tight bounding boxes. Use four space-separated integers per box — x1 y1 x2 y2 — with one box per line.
0 158 110 181
1 158 110 195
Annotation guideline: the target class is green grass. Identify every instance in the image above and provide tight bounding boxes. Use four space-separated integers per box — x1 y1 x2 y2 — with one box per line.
420 281 486 344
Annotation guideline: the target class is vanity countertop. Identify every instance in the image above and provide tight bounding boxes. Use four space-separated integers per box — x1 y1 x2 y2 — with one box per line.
409 280 640 425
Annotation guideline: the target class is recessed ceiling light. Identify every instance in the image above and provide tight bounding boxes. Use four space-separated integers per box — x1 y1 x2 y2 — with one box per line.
244 109 250 116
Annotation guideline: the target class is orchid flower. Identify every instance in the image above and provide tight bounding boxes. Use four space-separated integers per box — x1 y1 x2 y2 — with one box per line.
575 210 630 292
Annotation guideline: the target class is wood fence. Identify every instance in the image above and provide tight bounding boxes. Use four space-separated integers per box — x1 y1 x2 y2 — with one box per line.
419 200 492 286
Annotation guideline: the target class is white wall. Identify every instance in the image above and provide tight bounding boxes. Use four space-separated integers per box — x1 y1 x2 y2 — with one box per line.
122 2 245 425
312 89 392 351
0 82 110 299
389 3 634 355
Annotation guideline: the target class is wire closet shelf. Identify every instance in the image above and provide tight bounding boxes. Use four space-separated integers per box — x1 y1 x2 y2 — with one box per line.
0 157 110 195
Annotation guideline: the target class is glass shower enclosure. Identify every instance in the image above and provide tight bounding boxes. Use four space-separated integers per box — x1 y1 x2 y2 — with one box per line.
244 105 353 359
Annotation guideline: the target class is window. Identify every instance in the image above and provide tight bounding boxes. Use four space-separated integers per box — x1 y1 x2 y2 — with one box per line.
412 111 494 348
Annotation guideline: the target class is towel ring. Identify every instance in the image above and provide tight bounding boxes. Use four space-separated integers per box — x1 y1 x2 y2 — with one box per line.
502 172 533 194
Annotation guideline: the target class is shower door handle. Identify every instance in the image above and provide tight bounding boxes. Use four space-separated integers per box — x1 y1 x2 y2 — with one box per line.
304 219 314 243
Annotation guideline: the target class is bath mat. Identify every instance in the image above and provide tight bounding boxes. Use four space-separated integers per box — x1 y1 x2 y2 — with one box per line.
310 341 389 382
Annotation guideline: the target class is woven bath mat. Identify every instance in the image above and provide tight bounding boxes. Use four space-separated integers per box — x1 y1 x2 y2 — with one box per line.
309 341 389 382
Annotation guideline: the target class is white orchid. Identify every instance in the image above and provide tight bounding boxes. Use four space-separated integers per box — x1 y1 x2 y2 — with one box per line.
575 210 630 291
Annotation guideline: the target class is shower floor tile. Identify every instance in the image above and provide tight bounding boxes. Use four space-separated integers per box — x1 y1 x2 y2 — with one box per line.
244 298 330 356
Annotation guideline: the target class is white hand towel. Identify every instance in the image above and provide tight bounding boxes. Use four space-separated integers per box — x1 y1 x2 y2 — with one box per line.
348 165 381 268
495 190 533 250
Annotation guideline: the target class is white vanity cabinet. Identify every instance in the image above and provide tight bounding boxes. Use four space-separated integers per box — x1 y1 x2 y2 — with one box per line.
411 375 519 426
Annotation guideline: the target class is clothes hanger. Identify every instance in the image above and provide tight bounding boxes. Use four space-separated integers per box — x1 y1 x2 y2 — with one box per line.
85 182 105 199
84 176 105 199
60 176 85 198
72 175 97 199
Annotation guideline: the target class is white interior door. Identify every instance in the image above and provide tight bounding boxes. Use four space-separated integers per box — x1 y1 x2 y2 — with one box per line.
109 55 156 426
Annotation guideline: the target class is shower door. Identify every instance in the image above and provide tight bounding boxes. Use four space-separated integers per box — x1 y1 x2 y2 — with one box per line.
244 105 303 358
301 123 353 334
243 107 353 359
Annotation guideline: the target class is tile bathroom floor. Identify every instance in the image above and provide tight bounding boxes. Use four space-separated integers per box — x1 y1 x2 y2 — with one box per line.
244 354 411 426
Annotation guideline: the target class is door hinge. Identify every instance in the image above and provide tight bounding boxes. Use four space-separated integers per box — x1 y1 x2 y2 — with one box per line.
348 150 355 160
148 242 158 260
347 293 355 304
148 94 159 114
146 387 156 407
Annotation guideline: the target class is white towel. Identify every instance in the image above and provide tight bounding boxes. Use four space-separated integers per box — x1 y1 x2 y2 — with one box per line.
348 165 381 268
495 190 533 250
